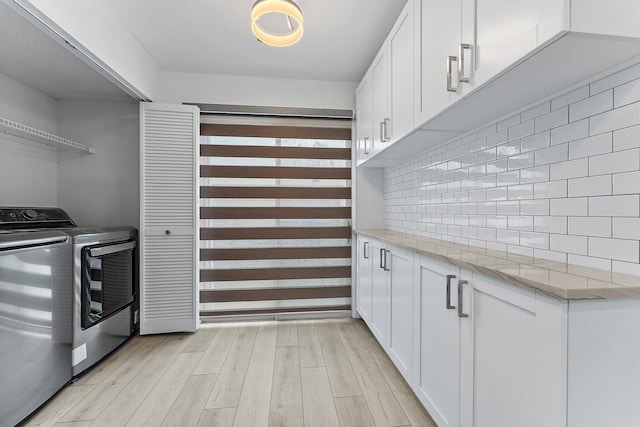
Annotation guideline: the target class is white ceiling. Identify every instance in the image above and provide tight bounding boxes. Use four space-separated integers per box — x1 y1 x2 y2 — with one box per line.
0 0 406 102
0 1 133 101
107 0 408 81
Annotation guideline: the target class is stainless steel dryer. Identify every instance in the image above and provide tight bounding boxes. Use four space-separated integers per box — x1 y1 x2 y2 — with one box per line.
66 226 138 376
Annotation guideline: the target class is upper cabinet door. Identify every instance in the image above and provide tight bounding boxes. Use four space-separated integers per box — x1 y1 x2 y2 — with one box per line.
370 49 389 157
388 2 414 144
416 0 462 125
355 75 373 166
471 0 540 87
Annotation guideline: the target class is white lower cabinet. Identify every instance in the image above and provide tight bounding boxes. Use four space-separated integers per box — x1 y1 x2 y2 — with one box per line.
356 236 373 323
387 245 414 383
414 254 566 427
370 238 388 345
468 273 566 427
357 236 640 426
356 236 414 382
414 256 468 427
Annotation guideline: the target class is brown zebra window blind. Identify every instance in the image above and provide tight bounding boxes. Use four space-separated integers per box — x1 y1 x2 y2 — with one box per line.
199 121 352 319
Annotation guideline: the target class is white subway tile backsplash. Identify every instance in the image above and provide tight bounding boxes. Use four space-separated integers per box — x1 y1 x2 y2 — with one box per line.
508 216 534 231
567 254 612 271
477 228 497 242
550 158 588 180
550 119 589 146
568 217 612 237
497 140 521 157
534 180 567 199
613 171 640 194
589 149 640 175
568 133 612 160
589 102 640 136
385 62 640 272
552 86 590 110
477 147 497 162
521 131 551 152
497 229 520 244
522 102 551 121
589 195 640 217
612 260 640 276
486 129 508 147
520 199 550 215
567 175 612 197
478 202 497 214
590 62 640 95
520 165 550 184
508 120 535 141
534 216 568 234
589 237 639 263
520 231 550 249
614 78 640 108
486 187 508 201
497 201 520 214
508 153 535 170
508 245 533 257
535 107 569 132
486 159 508 174
534 248 567 263
508 184 534 200
535 144 568 166
613 125 640 151
497 171 520 186
498 114 521 131
569 89 613 122
613 217 640 240
550 234 588 255
550 197 588 216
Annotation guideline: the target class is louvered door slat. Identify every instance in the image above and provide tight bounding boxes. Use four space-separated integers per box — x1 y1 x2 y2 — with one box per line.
140 103 199 334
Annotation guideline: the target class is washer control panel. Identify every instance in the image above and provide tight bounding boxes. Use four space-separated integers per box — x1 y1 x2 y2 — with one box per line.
0 207 76 229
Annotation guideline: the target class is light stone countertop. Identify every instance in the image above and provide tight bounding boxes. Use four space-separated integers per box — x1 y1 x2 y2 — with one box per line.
355 229 640 300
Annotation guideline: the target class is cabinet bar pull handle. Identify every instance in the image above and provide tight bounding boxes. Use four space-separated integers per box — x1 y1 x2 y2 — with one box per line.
363 241 369 259
458 43 472 83
364 137 370 154
383 117 391 141
384 249 390 271
447 56 458 92
379 248 385 269
446 274 456 310
379 121 385 143
458 280 469 318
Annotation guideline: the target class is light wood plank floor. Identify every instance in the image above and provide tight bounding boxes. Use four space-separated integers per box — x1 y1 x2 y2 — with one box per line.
24 318 437 427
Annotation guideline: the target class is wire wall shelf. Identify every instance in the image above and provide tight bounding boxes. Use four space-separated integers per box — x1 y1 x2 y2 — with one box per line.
0 117 95 153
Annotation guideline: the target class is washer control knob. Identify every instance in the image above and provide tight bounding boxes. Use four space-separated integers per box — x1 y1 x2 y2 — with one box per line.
23 209 38 220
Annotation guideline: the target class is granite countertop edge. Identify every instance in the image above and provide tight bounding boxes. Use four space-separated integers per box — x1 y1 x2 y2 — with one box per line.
354 229 640 301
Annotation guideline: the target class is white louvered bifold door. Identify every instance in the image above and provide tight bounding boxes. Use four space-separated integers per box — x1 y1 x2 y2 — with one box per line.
140 102 199 334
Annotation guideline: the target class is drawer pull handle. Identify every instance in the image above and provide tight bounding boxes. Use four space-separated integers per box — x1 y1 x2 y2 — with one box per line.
458 280 469 318
446 274 456 310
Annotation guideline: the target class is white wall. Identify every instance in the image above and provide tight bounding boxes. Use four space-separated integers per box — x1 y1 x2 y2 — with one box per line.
0 71 58 206
57 101 139 228
158 71 357 110
385 62 640 276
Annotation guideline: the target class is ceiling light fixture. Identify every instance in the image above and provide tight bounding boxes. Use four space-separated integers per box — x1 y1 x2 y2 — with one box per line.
251 0 303 47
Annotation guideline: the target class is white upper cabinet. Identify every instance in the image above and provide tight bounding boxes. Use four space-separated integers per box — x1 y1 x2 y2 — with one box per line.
416 0 463 124
470 0 567 88
357 0 640 167
357 1 414 162
388 3 414 143
355 75 372 166
370 50 389 157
